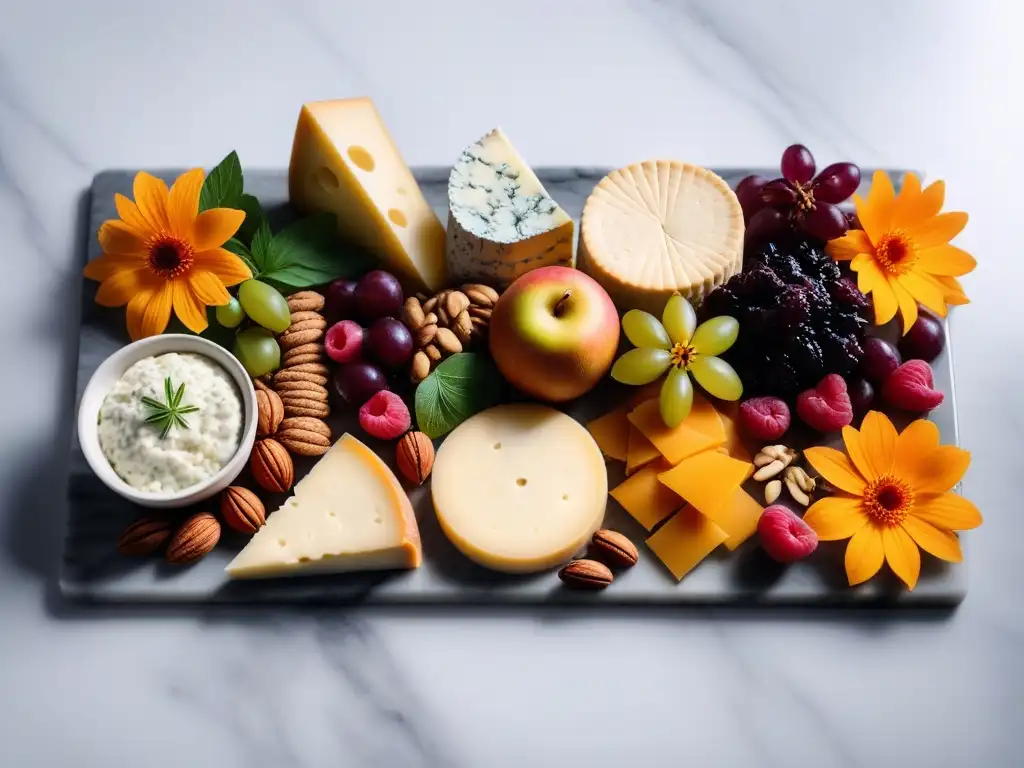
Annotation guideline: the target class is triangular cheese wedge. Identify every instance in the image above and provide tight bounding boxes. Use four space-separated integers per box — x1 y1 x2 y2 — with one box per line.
226 434 421 579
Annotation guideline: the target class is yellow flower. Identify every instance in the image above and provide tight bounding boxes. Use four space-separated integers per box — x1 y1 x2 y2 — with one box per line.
85 170 251 340
827 171 974 334
803 411 981 590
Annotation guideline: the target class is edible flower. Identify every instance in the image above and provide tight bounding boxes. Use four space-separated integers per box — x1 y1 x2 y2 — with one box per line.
827 171 974 334
85 170 251 340
802 411 981 590
611 294 742 428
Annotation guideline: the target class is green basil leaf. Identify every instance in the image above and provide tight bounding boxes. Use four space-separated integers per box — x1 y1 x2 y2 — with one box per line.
257 213 376 289
199 151 243 211
249 221 276 273
223 238 259 277
414 353 501 439
236 193 268 246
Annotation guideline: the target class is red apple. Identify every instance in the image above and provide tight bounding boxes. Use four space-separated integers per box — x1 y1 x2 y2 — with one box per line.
489 266 620 402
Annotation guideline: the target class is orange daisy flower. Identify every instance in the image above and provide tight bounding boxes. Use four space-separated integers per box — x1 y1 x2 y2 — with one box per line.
803 411 982 590
85 169 251 340
827 171 974 334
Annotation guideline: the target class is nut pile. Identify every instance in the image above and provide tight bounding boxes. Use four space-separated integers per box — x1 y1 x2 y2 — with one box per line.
558 529 639 590
272 291 332 423
752 444 818 507
401 284 500 383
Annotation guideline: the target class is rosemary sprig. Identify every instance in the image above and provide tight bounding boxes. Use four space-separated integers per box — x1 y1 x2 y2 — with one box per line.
141 377 200 439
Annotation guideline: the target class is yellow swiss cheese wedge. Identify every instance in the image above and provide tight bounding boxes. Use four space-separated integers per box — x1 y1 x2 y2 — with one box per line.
288 97 447 293
431 404 607 574
578 161 744 315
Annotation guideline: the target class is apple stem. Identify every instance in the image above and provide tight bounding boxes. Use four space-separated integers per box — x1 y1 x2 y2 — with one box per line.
553 290 572 317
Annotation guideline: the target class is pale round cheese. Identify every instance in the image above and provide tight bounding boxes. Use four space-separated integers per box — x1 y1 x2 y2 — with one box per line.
431 404 607 573
578 160 744 316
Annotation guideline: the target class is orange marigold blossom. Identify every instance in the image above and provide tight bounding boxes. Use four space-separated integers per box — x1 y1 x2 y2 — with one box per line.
84 169 251 340
826 171 974 334
802 410 981 590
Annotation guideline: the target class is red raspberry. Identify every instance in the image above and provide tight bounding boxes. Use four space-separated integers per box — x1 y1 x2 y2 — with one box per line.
795 373 853 432
358 390 411 440
882 359 944 412
738 397 791 440
325 320 364 364
757 505 818 563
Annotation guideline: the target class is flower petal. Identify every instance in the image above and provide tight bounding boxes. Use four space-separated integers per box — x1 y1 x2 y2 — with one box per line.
917 244 977 277
857 170 895 239
804 446 867 495
83 252 146 282
891 278 918 334
845 524 884 586
132 172 171 233
918 180 945 219
803 495 868 541
908 211 968 249
193 208 245 251
843 410 896 481
894 442 970 496
167 168 204 239
94 268 152 307
851 254 886 296
172 280 209 334
913 492 983 531
901 516 963 563
194 248 252 286
827 229 873 261
899 271 948 317
98 219 148 256
882 525 920 590
130 282 173 340
125 289 154 341
115 193 155 235
869 275 899 325
931 274 970 305
890 173 943 229
187 269 231 306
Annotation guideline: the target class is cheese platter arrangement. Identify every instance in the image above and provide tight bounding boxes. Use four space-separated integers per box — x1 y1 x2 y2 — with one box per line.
62 98 979 605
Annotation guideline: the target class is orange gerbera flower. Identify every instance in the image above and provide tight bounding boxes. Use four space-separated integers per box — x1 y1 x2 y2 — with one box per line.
85 170 251 340
827 171 974 334
803 411 981 590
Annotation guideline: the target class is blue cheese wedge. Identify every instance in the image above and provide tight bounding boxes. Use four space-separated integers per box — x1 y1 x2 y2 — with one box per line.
445 128 574 287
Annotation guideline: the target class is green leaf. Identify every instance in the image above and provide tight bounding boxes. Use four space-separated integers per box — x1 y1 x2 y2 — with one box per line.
224 237 259 277
199 151 244 211
250 221 275 272
258 213 376 290
236 193 268 246
414 353 502 439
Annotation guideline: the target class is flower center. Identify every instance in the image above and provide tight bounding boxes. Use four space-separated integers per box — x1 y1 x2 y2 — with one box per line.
670 342 696 369
862 475 914 526
148 237 193 278
874 230 917 275
793 182 815 212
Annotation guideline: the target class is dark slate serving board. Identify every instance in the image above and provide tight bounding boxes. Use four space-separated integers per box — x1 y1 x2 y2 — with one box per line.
60 167 967 606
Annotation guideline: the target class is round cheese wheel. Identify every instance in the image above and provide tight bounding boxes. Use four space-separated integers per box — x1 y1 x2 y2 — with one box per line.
431 404 607 573
578 160 744 316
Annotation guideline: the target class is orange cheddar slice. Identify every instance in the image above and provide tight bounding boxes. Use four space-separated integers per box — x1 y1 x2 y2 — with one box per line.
625 425 660 475
586 406 631 462
657 450 752 517
704 487 763 550
646 504 729 581
609 460 682 531
627 399 723 466
686 392 727 444
715 405 753 464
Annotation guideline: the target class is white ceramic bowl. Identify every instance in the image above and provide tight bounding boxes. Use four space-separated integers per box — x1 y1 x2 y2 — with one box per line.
77 334 258 509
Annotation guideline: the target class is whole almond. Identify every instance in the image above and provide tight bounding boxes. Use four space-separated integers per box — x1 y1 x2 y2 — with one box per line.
411 351 431 383
468 306 492 320
166 512 221 564
277 417 332 456
424 344 442 363
436 306 450 326
590 529 639 568
286 291 325 312
256 387 284 437
422 296 438 313
462 283 499 304
452 312 474 345
221 486 266 534
423 312 438 325
434 327 462 354
401 297 426 330
416 323 438 347
251 438 294 493
445 291 470 319
558 559 613 590
273 369 328 387
116 515 173 557
395 431 435 485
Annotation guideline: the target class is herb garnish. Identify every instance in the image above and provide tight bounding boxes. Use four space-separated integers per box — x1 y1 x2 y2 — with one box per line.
141 377 200 439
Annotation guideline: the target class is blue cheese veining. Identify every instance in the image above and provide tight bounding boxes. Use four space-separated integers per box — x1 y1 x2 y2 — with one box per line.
98 353 243 493
445 127 575 287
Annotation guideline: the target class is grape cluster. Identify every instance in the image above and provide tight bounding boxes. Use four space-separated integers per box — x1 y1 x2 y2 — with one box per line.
224 279 294 377
737 145 861 248
700 238 869 398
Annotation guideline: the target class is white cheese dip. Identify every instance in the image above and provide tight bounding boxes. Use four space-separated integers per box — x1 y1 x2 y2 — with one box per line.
97 352 243 494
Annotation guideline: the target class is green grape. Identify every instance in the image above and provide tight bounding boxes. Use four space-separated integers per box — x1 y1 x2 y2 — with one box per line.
662 294 696 345
690 316 739 356
688 355 743 401
611 348 672 385
238 280 291 333
233 327 281 377
622 310 670 349
215 297 246 328
659 367 693 428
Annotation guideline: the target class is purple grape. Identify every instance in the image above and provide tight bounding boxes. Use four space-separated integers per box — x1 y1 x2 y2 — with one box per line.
847 377 875 416
760 178 797 207
736 174 768 221
354 270 403 320
365 317 414 369
812 162 861 204
899 308 946 362
325 279 358 321
799 201 848 241
781 144 816 184
860 337 902 384
746 207 788 248
333 362 388 407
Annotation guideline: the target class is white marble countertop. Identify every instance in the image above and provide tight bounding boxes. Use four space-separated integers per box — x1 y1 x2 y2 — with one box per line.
1 0 1021 765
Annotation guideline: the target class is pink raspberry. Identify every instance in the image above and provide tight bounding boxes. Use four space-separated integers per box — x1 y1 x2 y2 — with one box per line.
757 505 818 563
325 320 364 364
358 390 411 440
738 396 791 440
882 360 944 412
796 373 853 432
